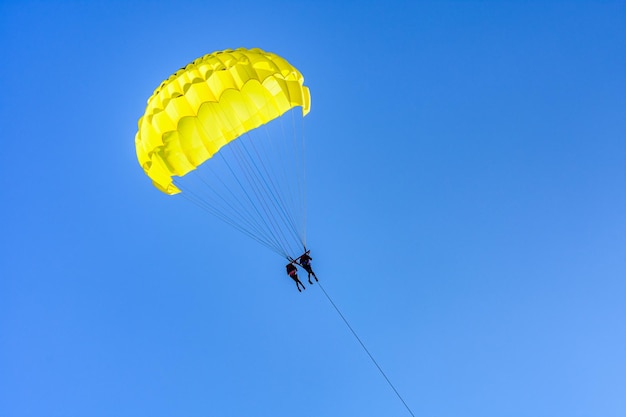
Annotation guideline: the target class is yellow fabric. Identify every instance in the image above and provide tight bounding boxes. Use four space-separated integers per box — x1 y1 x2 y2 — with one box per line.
135 48 311 194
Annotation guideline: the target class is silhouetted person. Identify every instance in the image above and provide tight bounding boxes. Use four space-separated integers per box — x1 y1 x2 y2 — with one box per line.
286 262 305 292
298 251 318 284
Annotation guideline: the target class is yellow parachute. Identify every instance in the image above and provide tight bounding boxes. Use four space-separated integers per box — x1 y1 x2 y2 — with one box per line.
135 48 311 258
136 48 310 195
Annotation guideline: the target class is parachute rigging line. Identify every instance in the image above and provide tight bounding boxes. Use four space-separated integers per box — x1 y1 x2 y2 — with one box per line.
288 107 307 246
169 108 307 259
173 179 288 258
317 282 416 417
174 152 290 258
189 169 267 241
237 131 303 251
227 141 294 254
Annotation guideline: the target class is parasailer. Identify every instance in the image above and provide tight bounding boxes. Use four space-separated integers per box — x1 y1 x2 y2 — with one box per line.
286 262 305 292
296 250 318 284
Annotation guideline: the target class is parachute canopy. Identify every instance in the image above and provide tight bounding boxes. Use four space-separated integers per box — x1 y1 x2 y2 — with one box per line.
135 48 311 195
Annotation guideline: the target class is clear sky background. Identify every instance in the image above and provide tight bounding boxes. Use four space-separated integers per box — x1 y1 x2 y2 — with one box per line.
1 1 625 417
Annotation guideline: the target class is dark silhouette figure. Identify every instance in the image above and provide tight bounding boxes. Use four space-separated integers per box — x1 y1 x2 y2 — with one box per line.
286 262 305 292
298 251 318 285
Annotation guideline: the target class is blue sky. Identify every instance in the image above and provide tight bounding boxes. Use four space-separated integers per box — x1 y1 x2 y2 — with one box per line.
1 1 625 416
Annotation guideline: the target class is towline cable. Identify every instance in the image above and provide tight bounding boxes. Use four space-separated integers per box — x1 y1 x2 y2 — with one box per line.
317 282 416 417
